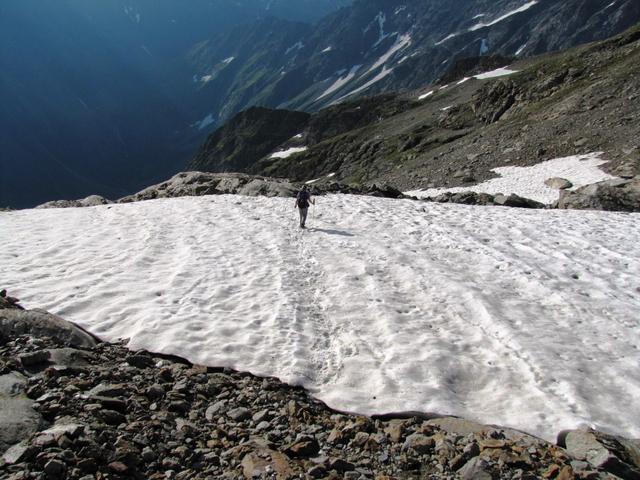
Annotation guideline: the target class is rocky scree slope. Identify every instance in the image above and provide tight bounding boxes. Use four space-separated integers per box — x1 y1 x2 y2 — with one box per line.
2 294 640 480
191 22 640 210
188 0 640 130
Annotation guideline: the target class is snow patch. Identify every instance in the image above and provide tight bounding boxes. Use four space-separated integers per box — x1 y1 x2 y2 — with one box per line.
435 33 458 46
315 65 362 101
406 153 616 204
285 41 304 55
474 67 518 79
418 90 434 100
336 66 394 102
368 34 411 74
321 46 333 53
469 1 538 31
516 43 528 56
222 57 235 65
270 147 308 159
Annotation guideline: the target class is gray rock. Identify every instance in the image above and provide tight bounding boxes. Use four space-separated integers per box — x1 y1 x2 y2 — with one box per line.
227 407 251 422
44 458 67 478
562 430 640 480
494 193 545 208
545 177 573 189
36 195 112 209
0 308 99 348
32 423 85 447
126 354 155 369
0 372 44 453
2 441 34 464
119 172 297 203
556 178 640 212
88 383 129 398
402 433 435 454
97 409 126 425
18 349 51 366
458 457 493 480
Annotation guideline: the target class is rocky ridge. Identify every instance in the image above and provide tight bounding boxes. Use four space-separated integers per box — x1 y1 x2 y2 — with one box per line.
35 172 405 208
2 295 640 480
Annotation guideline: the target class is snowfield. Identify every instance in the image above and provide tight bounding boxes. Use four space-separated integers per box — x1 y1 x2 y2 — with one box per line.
406 153 616 204
2 195 639 441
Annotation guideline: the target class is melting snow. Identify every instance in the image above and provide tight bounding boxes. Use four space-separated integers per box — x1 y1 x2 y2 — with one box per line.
270 147 308 159
315 65 362 102
516 43 528 56
469 1 538 31
368 34 411 74
474 67 518 79
2 192 639 442
406 153 616 204
191 114 215 131
285 41 304 55
435 33 458 46
336 66 394 102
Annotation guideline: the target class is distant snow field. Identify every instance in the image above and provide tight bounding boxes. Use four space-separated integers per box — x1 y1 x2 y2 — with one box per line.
2 194 639 441
269 147 308 159
406 153 616 203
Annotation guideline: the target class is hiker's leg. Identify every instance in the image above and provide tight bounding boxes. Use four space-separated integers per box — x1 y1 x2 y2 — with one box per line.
300 207 308 227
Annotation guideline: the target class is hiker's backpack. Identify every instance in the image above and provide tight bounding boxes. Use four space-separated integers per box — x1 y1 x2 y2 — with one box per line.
297 191 310 208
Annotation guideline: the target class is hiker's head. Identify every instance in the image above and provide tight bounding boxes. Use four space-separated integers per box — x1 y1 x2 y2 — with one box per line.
301 185 308 192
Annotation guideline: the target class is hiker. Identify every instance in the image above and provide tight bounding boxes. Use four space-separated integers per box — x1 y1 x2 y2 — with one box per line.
295 185 315 228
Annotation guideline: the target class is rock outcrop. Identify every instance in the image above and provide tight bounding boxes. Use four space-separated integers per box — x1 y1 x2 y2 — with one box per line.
556 177 640 212
36 195 112 209
422 191 545 209
118 172 298 203
0 299 99 349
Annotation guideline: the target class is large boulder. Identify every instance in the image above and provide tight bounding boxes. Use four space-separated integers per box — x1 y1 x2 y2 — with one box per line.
556 177 640 212
0 308 99 348
0 372 44 453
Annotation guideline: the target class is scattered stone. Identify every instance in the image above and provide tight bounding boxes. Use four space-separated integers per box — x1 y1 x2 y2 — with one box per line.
227 407 251 422
545 177 573 189
285 436 320 458
43 459 67 478
18 350 51 367
126 354 155 369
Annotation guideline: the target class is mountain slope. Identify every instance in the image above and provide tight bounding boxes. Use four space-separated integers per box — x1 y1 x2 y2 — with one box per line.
192 22 640 193
188 0 640 129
